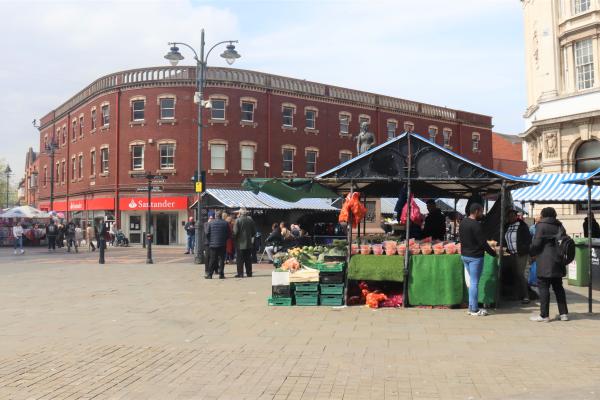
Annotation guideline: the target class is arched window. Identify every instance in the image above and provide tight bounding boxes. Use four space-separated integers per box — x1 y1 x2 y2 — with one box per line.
575 140 600 172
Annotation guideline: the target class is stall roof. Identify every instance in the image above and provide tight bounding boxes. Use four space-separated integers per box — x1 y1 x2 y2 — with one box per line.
0 206 50 219
562 167 600 186
512 173 600 203
191 188 337 211
241 178 338 201
315 132 538 197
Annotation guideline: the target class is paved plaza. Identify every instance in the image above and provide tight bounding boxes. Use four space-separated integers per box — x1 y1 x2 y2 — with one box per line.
0 246 599 400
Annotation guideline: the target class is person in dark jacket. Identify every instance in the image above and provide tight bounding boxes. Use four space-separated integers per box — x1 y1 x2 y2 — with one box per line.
422 200 446 241
583 214 600 238
234 207 257 277
46 219 58 252
184 217 196 255
66 221 78 253
206 211 229 279
529 207 569 322
265 223 282 262
504 209 532 303
459 203 497 316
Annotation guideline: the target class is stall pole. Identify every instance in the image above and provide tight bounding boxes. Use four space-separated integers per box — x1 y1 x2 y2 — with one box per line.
402 132 412 308
587 180 593 313
453 198 458 240
345 183 354 306
362 193 367 238
485 198 488 214
495 180 507 309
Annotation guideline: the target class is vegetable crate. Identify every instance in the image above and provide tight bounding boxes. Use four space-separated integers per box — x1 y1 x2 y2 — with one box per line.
272 285 292 298
268 296 293 306
319 271 345 284
295 291 319 306
293 282 319 292
315 262 345 272
320 294 344 306
319 283 344 295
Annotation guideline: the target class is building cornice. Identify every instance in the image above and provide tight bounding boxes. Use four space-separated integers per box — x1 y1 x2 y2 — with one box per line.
39 66 493 130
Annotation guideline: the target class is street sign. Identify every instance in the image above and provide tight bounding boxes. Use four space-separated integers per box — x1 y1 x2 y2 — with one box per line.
131 172 148 179
195 181 203 193
136 186 163 192
131 173 168 180
150 175 168 180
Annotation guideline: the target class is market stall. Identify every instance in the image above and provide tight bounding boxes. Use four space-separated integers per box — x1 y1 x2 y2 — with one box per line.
0 206 51 246
315 131 539 308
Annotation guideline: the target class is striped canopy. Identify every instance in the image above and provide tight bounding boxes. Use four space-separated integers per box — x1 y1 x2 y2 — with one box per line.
512 173 600 203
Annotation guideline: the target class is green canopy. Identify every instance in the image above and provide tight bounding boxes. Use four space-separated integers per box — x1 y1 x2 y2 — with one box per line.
241 178 338 202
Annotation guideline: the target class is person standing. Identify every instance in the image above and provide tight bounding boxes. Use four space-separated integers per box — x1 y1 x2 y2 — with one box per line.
205 211 229 279
459 203 497 316
529 207 569 322
225 216 235 264
75 224 83 248
422 199 446 241
184 217 196 255
86 223 96 251
204 211 215 276
265 222 283 262
233 207 257 277
66 221 77 253
12 221 24 255
583 214 600 238
46 219 58 252
504 209 532 304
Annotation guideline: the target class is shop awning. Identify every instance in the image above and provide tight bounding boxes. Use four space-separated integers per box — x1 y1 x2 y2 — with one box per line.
0 206 50 219
562 167 600 186
316 132 538 197
242 178 338 202
512 173 600 204
191 188 337 211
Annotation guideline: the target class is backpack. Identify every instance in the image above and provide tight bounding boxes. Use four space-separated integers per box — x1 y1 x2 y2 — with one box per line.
555 227 575 271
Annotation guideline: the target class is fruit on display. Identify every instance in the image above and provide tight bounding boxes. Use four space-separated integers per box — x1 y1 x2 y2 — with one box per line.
372 244 383 255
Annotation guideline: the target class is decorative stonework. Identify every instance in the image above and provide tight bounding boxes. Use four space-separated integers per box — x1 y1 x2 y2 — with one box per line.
544 131 559 159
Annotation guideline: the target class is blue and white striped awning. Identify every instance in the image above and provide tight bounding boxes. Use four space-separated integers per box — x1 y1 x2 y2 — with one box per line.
512 173 600 203
194 188 337 211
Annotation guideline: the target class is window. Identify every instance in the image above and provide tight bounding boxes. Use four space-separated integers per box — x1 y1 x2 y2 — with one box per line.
443 128 452 148
160 98 175 119
131 145 144 170
78 155 83 179
241 101 254 122
210 144 226 170
472 133 480 152
340 113 350 134
72 120 77 140
101 148 109 173
101 104 109 126
573 0 590 14
428 126 438 142
306 150 317 174
43 166 47 187
132 100 145 121
71 157 76 180
241 145 254 171
387 121 397 139
340 151 352 163
55 163 60 186
305 110 316 129
282 106 294 127
575 39 594 90
283 148 294 172
61 161 66 183
91 109 97 130
62 127 66 145
575 140 600 172
79 116 84 137
90 150 96 175
403 122 414 132
211 99 226 120
159 143 175 169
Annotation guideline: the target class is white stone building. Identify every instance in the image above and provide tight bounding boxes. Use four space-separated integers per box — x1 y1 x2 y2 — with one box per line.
521 0 600 233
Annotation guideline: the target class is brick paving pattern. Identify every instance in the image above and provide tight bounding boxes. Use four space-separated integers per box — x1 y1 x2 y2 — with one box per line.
0 246 599 399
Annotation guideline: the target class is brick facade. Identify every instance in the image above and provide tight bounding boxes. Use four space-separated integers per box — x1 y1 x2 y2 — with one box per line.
491 132 526 176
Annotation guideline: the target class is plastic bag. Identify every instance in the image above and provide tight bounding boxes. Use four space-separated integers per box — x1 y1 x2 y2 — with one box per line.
528 261 537 286
400 195 423 226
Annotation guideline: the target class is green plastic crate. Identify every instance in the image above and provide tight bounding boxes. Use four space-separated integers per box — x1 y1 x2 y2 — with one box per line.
319 283 344 295
295 292 319 306
315 262 345 272
268 296 292 306
319 294 344 306
294 282 319 292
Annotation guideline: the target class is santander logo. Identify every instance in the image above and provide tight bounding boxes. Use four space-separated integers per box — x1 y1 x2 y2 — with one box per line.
121 197 184 210
128 199 137 209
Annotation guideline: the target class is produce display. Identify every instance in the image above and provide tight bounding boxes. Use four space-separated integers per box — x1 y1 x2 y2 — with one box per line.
352 236 465 256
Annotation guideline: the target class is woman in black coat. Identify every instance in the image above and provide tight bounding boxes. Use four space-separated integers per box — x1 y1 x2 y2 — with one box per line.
529 207 569 322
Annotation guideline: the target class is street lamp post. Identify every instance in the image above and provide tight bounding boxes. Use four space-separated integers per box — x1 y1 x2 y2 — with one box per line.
4 165 11 209
164 29 240 265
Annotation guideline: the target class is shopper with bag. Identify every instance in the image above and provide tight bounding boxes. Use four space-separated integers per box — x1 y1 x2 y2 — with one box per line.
504 209 532 304
46 219 58 251
529 207 569 322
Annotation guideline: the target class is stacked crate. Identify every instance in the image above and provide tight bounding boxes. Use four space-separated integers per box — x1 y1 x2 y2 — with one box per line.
318 260 345 306
294 282 319 306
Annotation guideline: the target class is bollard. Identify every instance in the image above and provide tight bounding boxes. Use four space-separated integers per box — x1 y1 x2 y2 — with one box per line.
142 231 146 248
98 237 105 264
146 233 153 264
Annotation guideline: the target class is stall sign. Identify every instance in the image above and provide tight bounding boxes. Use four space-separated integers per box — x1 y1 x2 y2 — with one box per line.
86 198 114 210
119 196 188 211
68 199 85 211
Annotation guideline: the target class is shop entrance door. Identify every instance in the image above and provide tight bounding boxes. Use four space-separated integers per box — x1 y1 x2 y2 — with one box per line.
154 213 178 245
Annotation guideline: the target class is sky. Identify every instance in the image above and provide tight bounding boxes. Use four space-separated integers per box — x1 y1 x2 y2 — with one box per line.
0 0 526 179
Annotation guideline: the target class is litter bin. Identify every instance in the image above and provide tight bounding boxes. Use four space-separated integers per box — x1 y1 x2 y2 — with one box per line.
569 238 600 287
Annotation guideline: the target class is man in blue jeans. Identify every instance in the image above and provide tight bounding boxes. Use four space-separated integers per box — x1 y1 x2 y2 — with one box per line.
459 203 497 316
184 217 196 255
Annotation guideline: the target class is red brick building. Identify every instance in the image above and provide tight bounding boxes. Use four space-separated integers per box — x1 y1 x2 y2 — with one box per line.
35 66 494 245
491 132 526 176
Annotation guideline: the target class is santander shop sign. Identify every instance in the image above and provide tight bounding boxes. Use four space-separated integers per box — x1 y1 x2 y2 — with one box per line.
119 196 187 211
